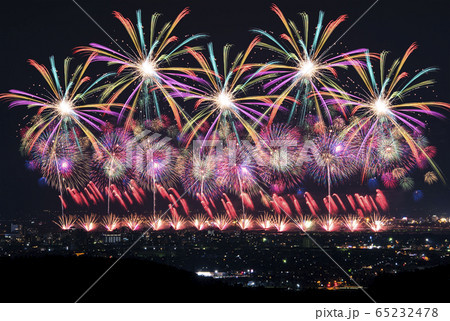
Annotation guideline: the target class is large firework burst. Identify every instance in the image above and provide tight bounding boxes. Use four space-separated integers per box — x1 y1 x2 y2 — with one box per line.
175 41 289 145
326 44 450 182
252 4 369 125
75 9 205 129
0 55 120 153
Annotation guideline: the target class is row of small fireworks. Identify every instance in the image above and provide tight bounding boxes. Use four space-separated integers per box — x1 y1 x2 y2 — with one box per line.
55 213 388 233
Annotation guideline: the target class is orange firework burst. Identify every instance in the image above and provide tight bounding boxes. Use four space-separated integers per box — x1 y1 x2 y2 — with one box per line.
145 215 167 231
292 215 314 232
236 215 253 230
342 215 361 232
169 216 187 230
256 212 274 230
123 214 143 231
366 214 388 232
78 214 98 232
102 214 121 232
213 214 232 231
54 214 77 230
317 215 338 232
272 214 290 232
190 214 209 231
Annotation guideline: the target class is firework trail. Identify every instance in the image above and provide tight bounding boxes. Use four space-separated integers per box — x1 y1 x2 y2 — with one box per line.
346 194 357 212
273 194 292 216
78 214 98 231
75 9 206 129
304 192 320 214
323 195 338 215
252 4 369 125
54 214 77 230
289 194 303 215
332 193 347 212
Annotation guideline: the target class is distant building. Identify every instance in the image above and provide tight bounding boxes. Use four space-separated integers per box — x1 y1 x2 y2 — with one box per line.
11 224 22 234
103 233 122 244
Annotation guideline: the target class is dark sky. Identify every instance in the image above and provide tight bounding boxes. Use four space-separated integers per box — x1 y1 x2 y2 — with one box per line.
0 0 449 217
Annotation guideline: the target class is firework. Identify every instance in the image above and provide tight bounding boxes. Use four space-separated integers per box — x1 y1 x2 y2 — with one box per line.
176 40 289 145
78 214 98 231
236 215 253 230
256 212 274 230
381 172 397 189
424 171 438 185
366 214 388 232
413 190 424 202
307 131 358 186
218 144 260 196
317 215 338 232
342 215 361 232
252 4 369 125
327 44 450 182
135 133 179 215
190 214 209 231
75 9 206 129
123 214 143 231
178 148 222 199
169 216 187 230
212 214 232 231
102 213 121 231
135 134 179 190
272 214 290 232
0 55 120 153
92 129 134 191
399 176 414 191
392 167 407 180
32 131 90 191
292 215 314 232
256 124 303 192
54 214 77 230
145 214 166 231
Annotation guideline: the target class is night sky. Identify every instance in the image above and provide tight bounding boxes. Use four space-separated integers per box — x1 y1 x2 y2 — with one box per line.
0 0 449 217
